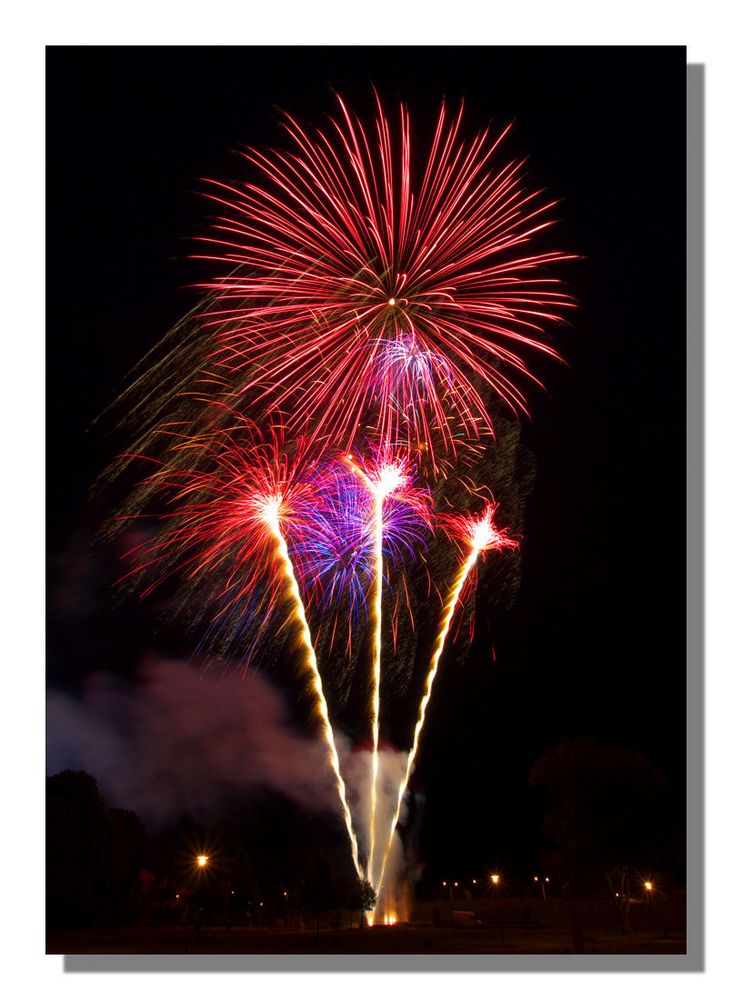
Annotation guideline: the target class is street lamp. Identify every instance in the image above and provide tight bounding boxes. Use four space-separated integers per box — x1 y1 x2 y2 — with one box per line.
196 854 209 868
490 873 500 886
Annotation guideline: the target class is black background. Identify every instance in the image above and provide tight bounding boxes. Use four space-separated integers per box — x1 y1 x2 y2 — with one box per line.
47 46 686 882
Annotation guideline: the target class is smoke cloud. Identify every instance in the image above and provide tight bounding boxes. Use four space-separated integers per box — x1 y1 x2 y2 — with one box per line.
47 658 343 826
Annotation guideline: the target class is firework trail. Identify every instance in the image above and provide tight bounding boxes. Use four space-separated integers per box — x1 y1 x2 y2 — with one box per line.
118 417 363 876
195 93 576 470
343 450 430 884
264 499 363 878
374 502 518 898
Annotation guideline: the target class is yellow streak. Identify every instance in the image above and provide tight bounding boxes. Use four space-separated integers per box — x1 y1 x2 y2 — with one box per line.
375 544 480 898
367 494 384 886
270 520 363 879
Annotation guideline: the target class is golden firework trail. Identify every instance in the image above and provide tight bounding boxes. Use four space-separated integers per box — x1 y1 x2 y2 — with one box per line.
374 544 481 898
269 514 363 879
344 453 408 887
367 491 384 885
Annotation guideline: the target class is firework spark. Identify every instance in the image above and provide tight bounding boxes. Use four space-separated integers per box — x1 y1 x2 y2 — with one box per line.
374 502 518 897
195 93 576 470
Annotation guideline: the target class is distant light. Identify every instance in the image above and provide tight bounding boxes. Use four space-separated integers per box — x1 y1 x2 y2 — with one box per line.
454 881 458 887
533 876 539 882
388 297 396 306
196 854 208 868
544 877 550 883
442 881 447 887
472 879 477 885
644 881 653 891
490 874 500 885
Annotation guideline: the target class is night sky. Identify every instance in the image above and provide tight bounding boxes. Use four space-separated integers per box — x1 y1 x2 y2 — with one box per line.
46 46 686 885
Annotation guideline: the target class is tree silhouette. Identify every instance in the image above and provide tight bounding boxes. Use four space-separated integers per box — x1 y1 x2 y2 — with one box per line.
47 770 148 928
529 737 671 936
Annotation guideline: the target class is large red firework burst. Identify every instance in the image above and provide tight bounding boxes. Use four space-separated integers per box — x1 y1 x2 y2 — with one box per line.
194 93 576 470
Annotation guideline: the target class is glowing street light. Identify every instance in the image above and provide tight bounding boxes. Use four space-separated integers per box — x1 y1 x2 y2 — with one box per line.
490 874 500 886
196 854 209 868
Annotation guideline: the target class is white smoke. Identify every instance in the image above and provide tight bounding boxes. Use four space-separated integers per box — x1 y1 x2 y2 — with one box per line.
342 745 418 920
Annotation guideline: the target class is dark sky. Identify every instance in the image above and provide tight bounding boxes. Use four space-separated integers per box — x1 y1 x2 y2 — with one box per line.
46 46 686 882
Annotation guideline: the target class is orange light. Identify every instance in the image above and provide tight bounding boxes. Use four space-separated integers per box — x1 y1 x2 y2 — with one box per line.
644 881 653 891
490 874 500 885
196 854 208 868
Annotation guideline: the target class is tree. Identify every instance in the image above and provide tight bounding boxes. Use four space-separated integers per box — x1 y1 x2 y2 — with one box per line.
359 878 377 915
529 738 671 937
47 770 148 928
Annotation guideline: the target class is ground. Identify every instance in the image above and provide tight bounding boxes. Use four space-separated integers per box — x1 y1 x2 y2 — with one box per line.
47 897 685 955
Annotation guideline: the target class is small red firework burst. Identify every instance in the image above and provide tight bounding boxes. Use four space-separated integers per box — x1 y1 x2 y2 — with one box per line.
117 416 319 625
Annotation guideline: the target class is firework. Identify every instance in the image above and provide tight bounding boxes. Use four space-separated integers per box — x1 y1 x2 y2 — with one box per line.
343 449 431 883
296 458 431 653
265 500 363 878
196 94 575 470
119 417 363 876
374 502 518 897
109 92 574 900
